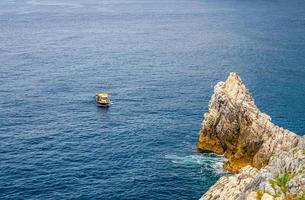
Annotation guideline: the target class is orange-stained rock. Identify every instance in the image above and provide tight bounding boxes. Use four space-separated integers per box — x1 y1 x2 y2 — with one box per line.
197 73 302 172
198 73 305 200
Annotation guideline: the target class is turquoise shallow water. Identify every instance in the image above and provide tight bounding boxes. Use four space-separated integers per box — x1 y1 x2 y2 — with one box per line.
0 0 305 199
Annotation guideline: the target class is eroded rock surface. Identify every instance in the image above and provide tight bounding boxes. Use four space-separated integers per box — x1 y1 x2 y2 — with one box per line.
197 72 302 172
200 166 259 200
200 147 305 200
198 73 305 200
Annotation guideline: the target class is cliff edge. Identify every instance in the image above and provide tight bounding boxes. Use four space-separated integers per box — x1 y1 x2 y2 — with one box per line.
198 73 305 199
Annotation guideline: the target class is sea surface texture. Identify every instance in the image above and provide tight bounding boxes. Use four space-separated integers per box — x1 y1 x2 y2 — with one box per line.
1 0 305 199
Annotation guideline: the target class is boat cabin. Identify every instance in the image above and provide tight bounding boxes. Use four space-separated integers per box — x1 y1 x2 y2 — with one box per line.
96 93 111 107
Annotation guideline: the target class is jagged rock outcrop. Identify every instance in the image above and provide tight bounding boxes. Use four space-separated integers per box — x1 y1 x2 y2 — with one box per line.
197 73 305 200
200 166 260 200
200 147 305 200
197 72 303 172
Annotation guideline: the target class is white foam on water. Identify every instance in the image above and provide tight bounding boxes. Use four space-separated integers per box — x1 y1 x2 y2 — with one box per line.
165 153 227 175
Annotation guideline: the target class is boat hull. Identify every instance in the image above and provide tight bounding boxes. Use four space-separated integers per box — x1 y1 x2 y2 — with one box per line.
96 102 111 107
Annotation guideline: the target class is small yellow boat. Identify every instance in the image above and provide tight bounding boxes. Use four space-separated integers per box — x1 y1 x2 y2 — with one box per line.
96 93 111 107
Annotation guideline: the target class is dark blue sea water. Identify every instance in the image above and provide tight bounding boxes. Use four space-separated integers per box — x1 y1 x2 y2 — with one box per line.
1 0 305 199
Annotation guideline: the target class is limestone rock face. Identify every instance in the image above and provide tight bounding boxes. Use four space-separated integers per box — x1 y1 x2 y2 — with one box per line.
199 166 260 200
200 147 305 200
198 73 305 200
197 72 302 172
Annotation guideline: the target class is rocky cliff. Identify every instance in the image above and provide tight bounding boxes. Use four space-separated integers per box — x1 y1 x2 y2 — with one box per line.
197 73 305 200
